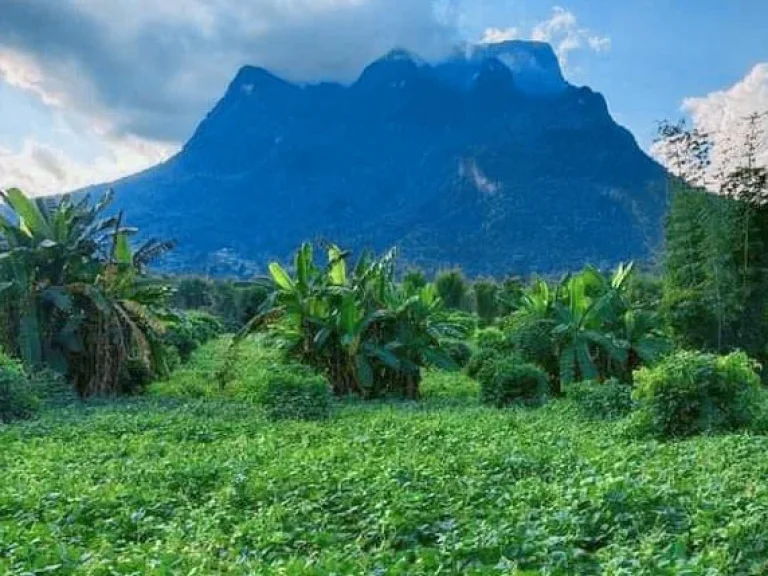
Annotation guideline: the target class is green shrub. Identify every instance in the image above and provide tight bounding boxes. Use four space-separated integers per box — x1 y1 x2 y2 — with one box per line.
0 351 39 423
475 327 507 351
473 279 499 324
259 368 333 421
478 357 549 408
118 357 156 395
632 350 762 438
443 340 473 368
504 313 558 379
165 311 224 363
467 347 503 379
435 269 470 310
567 378 635 420
29 368 78 408
439 310 478 336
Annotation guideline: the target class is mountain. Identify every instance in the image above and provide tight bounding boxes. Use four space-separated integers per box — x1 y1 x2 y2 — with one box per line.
105 40 667 277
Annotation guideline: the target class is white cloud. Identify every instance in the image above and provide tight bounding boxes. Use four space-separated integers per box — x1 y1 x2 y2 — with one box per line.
0 136 175 196
0 1 612 195
481 27 520 44
682 63 768 172
651 64 768 187
588 36 611 53
530 6 610 67
0 0 459 194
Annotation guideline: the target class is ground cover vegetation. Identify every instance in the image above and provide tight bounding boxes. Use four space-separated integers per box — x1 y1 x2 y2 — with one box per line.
1 117 768 573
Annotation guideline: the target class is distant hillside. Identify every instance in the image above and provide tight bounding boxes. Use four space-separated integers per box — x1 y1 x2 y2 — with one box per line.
103 40 667 277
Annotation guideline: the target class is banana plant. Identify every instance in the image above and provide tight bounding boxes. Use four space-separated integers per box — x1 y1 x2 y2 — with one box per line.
0 188 174 396
236 242 462 399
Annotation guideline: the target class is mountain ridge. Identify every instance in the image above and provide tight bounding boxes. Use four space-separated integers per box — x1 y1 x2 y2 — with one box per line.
98 40 666 277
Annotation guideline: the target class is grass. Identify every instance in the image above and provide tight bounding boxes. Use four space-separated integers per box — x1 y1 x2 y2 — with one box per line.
2 341 768 574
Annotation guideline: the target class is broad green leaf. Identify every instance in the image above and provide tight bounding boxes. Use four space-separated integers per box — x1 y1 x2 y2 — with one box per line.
269 262 295 291
328 244 347 285
367 345 401 370
295 243 313 292
114 233 132 265
355 354 374 389
2 188 52 239
575 343 598 381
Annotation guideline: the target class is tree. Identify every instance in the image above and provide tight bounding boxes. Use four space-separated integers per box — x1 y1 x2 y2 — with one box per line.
0 188 173 397
435 269 470 311
473 278 499 325
657 114 768 365
235 243 461 399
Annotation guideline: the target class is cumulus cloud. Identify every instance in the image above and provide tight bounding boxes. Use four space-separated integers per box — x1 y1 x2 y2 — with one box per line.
530 6 610 66
653 64 768 184
0 136 174 196
481 27 520 44
682 63 768 172
0 0 460 143
0 0 611 195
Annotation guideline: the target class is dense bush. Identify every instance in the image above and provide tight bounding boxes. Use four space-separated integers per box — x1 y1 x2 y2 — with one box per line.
503 313 557 375
467 347 503 379
0 350 38 423
171 277 269 330
474 327 508 351
165 311 224 363
435 269 470 310
442 339 472 368
632 350 762 438
151 336 284 401
567 378 635 420
258 368 333 421
478 357 549 408
473 279 499 324
117 357 156 396
239 243 460 400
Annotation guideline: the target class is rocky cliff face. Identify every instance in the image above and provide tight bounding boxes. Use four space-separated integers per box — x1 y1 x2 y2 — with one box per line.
106 41 666 277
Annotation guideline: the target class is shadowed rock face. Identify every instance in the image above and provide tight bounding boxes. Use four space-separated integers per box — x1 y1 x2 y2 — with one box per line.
102 41 666 277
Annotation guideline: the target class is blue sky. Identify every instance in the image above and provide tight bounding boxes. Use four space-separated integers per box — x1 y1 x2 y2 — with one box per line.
0 0 766 194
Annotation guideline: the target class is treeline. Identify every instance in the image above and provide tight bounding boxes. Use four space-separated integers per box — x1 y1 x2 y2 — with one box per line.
660 114 768 367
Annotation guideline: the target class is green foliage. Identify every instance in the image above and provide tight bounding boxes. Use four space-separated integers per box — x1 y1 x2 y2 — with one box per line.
632 350 762 438
439 310 478 336
402 269 427 293
658 118 768 368
164 310 223 363
442 339 472 368
567 378 635 420
472 278 499 324
238 243 462 400
434 268 470 310
5 378 768 572
258 368 333 422
500 264 669 394
419 369 479 402
0 188 173 397
0 350 39 423
478 357 549 408
466 346 504 380
504 311 558 379
170 277 269 331
151 336 284 401
474 326 507 351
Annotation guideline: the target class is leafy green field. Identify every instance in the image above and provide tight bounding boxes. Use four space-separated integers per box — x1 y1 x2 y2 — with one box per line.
2 372 768 575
